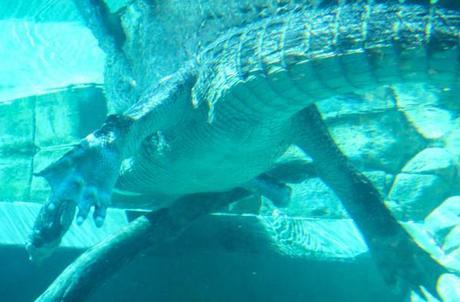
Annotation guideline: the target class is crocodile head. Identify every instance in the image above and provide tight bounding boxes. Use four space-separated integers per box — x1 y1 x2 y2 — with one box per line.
26 198 76 263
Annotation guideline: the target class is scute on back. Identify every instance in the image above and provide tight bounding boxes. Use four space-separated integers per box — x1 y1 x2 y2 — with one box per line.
111 0 319 111
108 0 460 113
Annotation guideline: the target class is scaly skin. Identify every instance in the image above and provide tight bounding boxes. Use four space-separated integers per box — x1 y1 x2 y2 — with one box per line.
117 1 460 200
27 0 459 298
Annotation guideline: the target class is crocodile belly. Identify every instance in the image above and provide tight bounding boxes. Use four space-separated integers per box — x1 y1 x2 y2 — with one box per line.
115 106 293 201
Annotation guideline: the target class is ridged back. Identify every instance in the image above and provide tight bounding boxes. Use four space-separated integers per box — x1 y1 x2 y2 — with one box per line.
123 0 458 82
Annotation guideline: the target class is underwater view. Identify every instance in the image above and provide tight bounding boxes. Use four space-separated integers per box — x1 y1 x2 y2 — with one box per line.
0 0 459 301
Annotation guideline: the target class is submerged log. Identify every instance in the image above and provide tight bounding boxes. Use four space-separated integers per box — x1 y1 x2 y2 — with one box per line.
36 188 248 302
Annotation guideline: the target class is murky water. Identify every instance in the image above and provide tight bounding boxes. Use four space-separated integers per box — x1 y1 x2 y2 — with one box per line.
0 1 459 301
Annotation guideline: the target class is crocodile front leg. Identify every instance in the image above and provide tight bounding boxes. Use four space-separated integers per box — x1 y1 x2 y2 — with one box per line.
27 67 196 261
292 105 447 299
26 115 130 261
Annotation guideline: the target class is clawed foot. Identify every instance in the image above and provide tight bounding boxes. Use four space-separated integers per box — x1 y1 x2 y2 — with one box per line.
40 140 121 225
246 174 292 207
27 131 124 261
371 233 448 300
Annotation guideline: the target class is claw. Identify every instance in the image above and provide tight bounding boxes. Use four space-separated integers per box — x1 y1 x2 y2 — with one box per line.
27 196 76 262
93 206 107 228
77 189 96 224
94 192 110 227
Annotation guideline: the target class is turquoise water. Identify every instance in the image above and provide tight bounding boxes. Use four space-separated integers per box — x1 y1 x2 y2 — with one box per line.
0 1 459 301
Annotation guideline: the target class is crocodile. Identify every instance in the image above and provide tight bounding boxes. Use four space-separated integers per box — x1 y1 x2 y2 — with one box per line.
27 0 459 299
